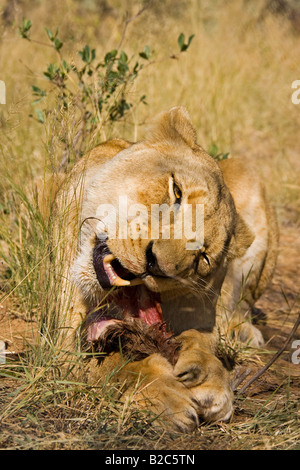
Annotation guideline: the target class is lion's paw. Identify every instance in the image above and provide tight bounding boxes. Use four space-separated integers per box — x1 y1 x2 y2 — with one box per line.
142 377 200 432
191 383 233 422
174 358 233 422
174 330 234 423
120 353 200 432
238 322 264 348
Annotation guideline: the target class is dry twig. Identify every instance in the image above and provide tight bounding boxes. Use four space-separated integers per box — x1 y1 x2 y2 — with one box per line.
238 312 300 395
117 1 154 51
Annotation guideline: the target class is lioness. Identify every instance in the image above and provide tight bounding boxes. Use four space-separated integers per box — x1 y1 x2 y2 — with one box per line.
47 107 278 431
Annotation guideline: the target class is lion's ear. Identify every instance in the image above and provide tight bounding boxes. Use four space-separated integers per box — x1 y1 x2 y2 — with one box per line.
229 215 255 260
146 106 197 148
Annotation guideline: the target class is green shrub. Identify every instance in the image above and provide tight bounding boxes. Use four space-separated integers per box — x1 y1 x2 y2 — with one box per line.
18 15 194 170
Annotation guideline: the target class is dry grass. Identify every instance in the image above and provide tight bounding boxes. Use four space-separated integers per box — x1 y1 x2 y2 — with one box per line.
1 1 300 212
0 0 300 450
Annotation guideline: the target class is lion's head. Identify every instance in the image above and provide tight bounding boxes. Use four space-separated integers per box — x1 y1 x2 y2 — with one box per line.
72 107 253 339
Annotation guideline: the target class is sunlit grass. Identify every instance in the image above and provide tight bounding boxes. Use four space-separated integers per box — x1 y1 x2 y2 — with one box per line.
0 0 299 450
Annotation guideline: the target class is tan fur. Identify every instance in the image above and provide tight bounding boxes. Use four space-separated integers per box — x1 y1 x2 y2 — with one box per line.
218 158 279 345
40 107 278 431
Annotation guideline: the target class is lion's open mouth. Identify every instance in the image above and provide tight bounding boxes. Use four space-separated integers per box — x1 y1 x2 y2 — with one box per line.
86 240 165 341
93 239 144 288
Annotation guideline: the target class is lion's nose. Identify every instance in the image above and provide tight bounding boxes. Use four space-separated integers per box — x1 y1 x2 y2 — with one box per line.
145 241 158 272
145 241 166 277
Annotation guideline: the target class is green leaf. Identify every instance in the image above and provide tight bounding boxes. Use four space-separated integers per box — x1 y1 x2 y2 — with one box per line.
219 152 229 161
32 98 44 105
144 45 150 59
45 27 53 41
119 50 128 63
78 45 96 63
208 143 219 158
208 143 229 161
104 49 118 64
117 51 129 74
84 45 90 62
18 18 32 39
31 86 46 104
177 33 185 51
54 38 63 51
79 45 91 63
139 45 150 60
23 18 32 30
187 34 195 49
62 59 69 71
43 63 59 80
31 85 46 96
178 32 195 52
35 109 45 123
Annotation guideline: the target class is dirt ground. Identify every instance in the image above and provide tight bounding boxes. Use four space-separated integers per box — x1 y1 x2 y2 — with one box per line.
238 224 300 395
256 225 300 367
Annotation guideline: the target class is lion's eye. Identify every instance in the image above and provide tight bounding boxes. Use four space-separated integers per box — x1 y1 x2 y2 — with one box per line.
173 181 182 204
202 252 210 266
193 249 211 274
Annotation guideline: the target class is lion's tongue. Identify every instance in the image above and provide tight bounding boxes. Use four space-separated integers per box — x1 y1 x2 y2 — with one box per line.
135 286 163 325
86 285 164 342
115 285 163 326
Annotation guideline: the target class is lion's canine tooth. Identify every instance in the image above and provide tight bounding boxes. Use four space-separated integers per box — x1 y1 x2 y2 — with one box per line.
128 278 143 286
113 277 131 286
103 254 116 264
102 253 143 287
